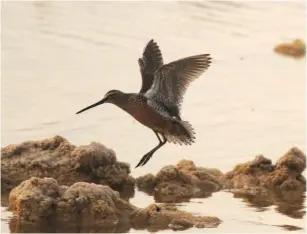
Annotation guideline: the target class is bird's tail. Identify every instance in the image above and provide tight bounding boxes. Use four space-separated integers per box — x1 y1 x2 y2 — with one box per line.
165 120 196 145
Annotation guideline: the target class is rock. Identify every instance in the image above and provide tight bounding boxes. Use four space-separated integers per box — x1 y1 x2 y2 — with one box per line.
225 148 306 193
224 154 274 193
136 160 224 202
131 204 221 232
9 177 221 232
265 147 306 192
225 147 306 218
8 177 135 223
1 136 135 198
274 39 305 58
136 173 155 194
275 147 306 174
9 177 59 222
169 218 193 231
56 181 136 229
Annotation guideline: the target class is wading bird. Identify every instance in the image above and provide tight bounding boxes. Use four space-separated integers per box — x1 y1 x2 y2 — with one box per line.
76 39 212 167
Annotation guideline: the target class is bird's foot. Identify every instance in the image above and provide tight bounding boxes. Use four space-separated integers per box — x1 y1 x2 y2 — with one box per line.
135 152 154 168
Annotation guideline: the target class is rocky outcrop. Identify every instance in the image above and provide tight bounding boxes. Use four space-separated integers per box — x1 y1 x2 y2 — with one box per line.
8 177 221 232
225 147 306 218
136 159 224 202
1 136 135 198
131 204 221 232
274 39 305 58
225 147 306 194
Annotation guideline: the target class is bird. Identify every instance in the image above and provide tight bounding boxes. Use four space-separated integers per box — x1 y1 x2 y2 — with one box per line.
76 39 212 168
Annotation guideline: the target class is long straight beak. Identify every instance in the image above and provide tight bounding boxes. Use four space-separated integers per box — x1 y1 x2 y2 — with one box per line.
76 98 106 114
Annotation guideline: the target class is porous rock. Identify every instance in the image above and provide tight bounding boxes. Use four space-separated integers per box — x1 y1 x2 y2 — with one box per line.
1 136 135 197
225 147 306 218
131 204 221 232
9 177 221 232
9 177 59 222
136 159 224 202
225 147 306 194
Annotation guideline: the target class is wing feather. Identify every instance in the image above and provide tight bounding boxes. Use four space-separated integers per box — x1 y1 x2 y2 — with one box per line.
138 39 164 94
145 54 212 112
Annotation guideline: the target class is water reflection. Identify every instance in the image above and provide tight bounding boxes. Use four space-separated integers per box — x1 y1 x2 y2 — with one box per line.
232 189 306 219
9 217 132 233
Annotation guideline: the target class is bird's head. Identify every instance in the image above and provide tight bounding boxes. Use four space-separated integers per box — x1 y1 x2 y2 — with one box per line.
76 89 124 114
102 89 124 103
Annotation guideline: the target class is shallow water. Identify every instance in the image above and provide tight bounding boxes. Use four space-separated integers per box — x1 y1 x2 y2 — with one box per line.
1 1 306 233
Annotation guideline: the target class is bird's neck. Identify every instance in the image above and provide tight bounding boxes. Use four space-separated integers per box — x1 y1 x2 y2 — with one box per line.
112 93 143 110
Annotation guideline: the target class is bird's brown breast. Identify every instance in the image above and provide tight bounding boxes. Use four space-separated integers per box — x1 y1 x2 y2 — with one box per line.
125 104 172 132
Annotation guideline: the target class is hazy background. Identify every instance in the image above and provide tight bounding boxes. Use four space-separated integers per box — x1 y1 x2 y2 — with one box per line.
1 1 306 233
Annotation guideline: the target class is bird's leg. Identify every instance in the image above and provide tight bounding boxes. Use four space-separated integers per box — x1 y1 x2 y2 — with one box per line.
135 131 167 168
154 131 162 143
135 131 162 168
141 134 167 166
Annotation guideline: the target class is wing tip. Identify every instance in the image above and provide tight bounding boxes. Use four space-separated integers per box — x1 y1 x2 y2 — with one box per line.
187 54 213 63
201 53 212 61
198 54 213 68
147 38 157 47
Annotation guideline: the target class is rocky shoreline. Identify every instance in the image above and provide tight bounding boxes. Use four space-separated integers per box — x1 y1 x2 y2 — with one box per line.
1 136 306 232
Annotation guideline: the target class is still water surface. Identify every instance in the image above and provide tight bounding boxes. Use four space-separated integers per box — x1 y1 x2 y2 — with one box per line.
1 1 306 233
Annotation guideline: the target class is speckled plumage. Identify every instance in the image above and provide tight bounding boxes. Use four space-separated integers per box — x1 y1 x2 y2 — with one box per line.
116 93 195 146
76 39 212 167
138 39 164 94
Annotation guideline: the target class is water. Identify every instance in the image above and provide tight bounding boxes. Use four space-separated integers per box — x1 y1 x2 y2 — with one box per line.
1 1 306 232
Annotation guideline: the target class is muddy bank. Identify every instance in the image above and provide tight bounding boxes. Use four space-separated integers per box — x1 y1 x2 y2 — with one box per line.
274 39 306 58
8 177 221 232
225 147 306 218
136 159 225 202
1 136 135 198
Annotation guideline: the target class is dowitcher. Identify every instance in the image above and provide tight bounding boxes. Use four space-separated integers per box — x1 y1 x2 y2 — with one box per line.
76 39 212 167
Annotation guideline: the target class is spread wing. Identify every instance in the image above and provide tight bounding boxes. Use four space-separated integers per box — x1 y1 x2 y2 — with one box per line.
138 39 164 94
145 54 212 112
